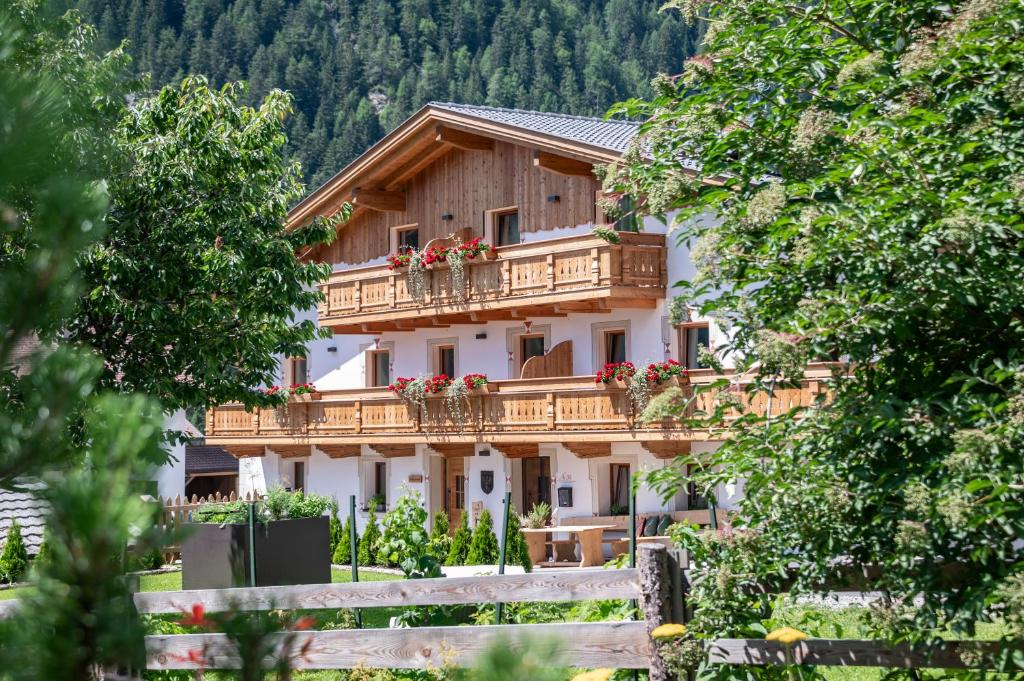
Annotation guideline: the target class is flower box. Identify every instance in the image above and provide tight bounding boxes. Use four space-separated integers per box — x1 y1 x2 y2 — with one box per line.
291 392 321 402
470 383 497 394
597 378 629 389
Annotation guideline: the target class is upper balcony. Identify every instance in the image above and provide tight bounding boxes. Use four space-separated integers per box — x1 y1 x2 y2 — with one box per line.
204 365 838 459
318 232 667 334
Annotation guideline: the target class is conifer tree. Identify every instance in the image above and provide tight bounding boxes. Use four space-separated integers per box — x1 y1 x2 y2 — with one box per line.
333 513 358 565
504 505 532 573
428 511 451 562
357 510 381 567
465 510 499 565
0 520 28 584
445 512 471 567
328 498 341 557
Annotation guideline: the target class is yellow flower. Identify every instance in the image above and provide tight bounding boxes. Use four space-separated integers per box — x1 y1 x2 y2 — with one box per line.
571 669 614 681
766 627 808 646
651 623 688 640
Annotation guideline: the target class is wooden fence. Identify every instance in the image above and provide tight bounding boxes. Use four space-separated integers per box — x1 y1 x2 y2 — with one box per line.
156 491 260 560
135 545 1001 679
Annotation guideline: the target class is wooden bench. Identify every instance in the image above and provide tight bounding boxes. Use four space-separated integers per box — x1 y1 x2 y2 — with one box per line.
560 509 730 560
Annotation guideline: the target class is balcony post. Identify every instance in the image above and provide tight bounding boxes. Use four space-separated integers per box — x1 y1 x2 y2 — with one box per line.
546 253 555 291
206 409 216 435
546 392 555 430
353 279 361 313
353 400 362 433
590 247 600 286
252 406 260 435
387 274 396 308
501 259 512 296
608 244 622 285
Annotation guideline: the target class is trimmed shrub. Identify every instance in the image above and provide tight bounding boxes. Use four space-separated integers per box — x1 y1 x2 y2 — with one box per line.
446 513 471 566
328 498 342 557
466 510 499 565
428 511 451 561
358 511 381 567
333 513 358 565
0 520 29 584
505 505 532 573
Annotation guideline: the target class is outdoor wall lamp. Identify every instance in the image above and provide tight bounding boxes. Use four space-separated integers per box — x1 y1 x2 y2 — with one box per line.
546 194 561 203
441 212 454 221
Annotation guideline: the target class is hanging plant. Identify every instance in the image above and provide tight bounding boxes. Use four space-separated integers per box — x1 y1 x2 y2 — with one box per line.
389 376 428 412
444 377 471 431
627 371 652 414
406 249 429 303
448 247 467 302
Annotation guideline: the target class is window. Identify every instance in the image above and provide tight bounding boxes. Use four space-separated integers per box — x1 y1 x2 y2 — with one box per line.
435 344 455 378
613 195 640 233
454 473 465 510
368 350 391 387
293 461 305 492
680 323 711 369
397 226 419 251
519 334 545 368
288 356 308 385
604 330 627 365
373 461 387 509
686 465 709 510
496 209 520 246
610 463 631 514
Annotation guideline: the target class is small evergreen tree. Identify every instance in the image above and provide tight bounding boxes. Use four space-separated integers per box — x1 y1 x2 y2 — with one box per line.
333 513 358 565
428 511 451 562
32 529 50 576
466 510 499 565
328 498 342 557
358 511 381 567
446 513 471 566
505 505 533 573
0 520 29 584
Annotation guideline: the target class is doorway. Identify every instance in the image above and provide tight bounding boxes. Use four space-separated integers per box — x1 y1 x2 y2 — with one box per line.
522 456 551 515
445 457 465 532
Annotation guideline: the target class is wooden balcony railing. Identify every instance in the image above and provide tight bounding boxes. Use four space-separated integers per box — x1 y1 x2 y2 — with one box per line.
318 232 667 333
205 365 838 454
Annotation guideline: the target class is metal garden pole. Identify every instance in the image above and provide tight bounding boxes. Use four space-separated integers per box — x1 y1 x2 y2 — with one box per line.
349 494 362 629
495 490 512 624
707 494 719 530
629 473 638 681
247 498 257 588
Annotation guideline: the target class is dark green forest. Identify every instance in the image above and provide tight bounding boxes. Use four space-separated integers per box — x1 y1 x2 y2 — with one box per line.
57 0 704 187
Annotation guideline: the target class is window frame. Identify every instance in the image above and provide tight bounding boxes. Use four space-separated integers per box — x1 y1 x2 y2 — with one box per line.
590 320 631 372
609 462 630 512
506 324 551 378
678 322 711 370
427 337 458 378
389 223 420 254
485 205 520 247
287 355 308 386
367 349 392 387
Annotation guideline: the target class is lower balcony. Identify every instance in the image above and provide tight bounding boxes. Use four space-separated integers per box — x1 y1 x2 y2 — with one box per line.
205 365 838 459
318 232 667 334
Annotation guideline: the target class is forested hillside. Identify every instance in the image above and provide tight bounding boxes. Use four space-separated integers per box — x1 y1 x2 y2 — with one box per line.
58 0 704 186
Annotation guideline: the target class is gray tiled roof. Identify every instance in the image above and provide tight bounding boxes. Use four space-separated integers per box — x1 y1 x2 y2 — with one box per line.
429 102 639 153
0 490 47 555
186 443 238 475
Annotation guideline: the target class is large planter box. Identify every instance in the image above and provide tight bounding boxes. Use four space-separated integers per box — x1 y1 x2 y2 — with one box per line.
182 516 331 590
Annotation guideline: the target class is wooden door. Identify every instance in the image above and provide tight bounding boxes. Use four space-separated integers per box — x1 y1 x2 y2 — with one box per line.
446 457 465 532
522 456 551 515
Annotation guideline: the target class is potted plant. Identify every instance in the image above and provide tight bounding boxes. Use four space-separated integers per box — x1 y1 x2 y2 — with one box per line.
462 373 494 394
289 382 320 401
521 502 552 565
643 360 688 387
595 361 637 389
386 245 415 270
456 236 498 261
181 488 332 589
422 244 451 269
369 493 386 513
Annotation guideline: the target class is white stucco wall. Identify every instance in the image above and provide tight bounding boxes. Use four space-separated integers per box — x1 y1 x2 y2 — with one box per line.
152 409 192 499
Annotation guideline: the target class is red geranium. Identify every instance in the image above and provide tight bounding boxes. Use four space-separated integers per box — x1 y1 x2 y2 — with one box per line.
386 245 414 270
289 383 317 395
595 362 636 384
388 377 415 392
178 603 214 629
644 359 686 384
462 373 489 389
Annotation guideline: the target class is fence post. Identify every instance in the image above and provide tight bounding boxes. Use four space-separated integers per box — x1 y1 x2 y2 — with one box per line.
638 543 678 681
495 490 512 624
247 499 257 588
349 495 362 629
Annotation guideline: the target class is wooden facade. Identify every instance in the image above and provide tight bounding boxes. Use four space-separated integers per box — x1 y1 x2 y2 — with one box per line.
318 142 601 266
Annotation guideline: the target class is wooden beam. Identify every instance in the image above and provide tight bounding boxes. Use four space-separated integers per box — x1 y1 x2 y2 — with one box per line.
491 443 539 458
533 150 595 177
429 443 476 458
435 125 494 151
351 188 406 212
269 444 312 458
318 444 361 459
222 445 265 458
642 441 691 460
369 444 416 458
563 442 611 458
144 622 649 671
135 568 640 614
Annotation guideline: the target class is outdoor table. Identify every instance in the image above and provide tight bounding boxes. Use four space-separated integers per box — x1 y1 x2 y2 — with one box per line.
521 525 616 567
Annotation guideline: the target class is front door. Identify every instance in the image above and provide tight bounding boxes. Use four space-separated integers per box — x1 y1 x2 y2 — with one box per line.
522 456 551 515
446 457 465 532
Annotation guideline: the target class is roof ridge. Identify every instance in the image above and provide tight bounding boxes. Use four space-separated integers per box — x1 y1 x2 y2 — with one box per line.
427 101 640 127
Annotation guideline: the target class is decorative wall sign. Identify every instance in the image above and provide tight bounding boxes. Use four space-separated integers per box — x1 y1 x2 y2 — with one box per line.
480 470 494 494
557 486 573 507
408 473 424 483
